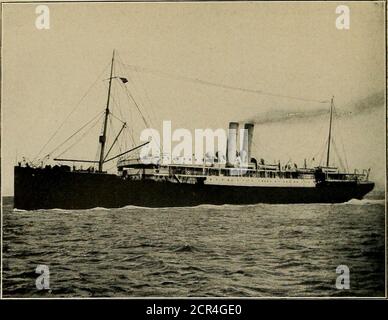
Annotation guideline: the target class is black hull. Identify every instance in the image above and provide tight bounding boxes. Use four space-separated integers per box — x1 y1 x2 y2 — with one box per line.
14 166 375 210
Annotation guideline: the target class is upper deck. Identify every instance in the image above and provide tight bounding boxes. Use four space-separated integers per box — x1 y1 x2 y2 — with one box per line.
117 158 371 184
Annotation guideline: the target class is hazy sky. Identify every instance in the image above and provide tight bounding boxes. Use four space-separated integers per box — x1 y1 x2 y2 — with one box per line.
2 1 386 195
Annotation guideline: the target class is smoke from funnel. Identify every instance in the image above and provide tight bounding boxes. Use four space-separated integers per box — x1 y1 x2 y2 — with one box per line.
243 91 384 125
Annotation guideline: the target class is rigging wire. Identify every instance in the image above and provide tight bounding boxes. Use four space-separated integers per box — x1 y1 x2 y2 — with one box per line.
36 51 341 170
109 97 127 124
114 76 135 146
33 62 111 162
339 133 350 172
128 72 158 130
120 62 330 105
310 140 326 166
109 78 136 149
111 76 126 124
108 114 123 154
108 70 153 162
119 78 150 128
116 75 163 156
115 54 135 148
332 140 346 171
55 112 104 159
123 72 155 129
117 55 160 127
332 103 350 172
115 54 136 148
109 83 133 154
305 113 331 166
117 58 334 164
318 137 329 166
43 111 104 159
132 68 160 127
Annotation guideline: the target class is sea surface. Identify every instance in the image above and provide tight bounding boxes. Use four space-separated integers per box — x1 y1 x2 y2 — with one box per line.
2 196 386 297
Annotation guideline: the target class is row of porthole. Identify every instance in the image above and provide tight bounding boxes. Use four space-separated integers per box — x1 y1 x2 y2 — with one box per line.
208 178 309 184
209 177 303 181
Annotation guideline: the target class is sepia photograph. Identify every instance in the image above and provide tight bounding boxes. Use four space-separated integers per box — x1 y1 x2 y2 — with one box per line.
1 0 386 301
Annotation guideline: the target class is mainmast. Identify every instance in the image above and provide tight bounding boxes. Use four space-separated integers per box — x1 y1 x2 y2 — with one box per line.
98 50 115 172
326 96 334 167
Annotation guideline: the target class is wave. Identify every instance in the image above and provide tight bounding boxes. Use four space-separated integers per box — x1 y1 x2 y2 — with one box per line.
12 207 114 214
50 208 75 212
172 244 200 253
191 203 265 209
88 207 111 211
342 198 385 206
118 205 163 211
117 203 259 211
13 203 251 213
11 198 384 213
44 206 113 213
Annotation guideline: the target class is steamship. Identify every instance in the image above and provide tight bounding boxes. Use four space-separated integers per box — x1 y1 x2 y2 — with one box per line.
14 52 374 210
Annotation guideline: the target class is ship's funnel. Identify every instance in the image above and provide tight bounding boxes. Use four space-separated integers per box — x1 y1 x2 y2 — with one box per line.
227 122 239 167
242 123 254 165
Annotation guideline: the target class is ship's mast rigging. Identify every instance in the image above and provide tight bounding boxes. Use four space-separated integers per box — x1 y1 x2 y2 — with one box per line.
39 51 341 172
49 50 150 169
98 50 115 172
326 96 334 167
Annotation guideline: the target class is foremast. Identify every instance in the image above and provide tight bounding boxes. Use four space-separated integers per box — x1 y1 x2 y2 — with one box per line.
98 50 115 172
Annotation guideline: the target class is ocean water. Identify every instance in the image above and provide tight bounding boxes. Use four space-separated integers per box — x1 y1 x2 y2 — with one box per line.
2 197 385 298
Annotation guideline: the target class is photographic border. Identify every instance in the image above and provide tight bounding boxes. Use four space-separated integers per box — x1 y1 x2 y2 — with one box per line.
0 0 386 300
